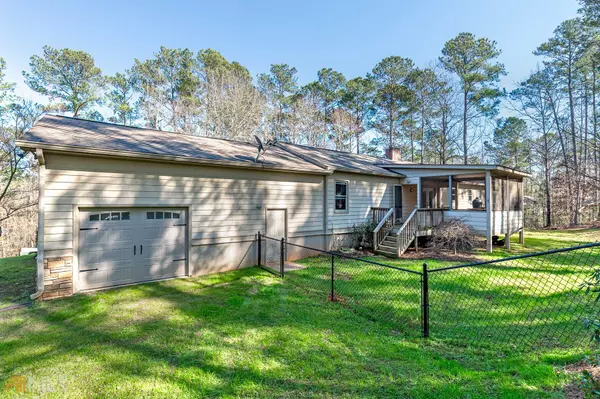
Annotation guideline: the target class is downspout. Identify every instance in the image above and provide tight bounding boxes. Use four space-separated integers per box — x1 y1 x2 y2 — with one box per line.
31 148 45 300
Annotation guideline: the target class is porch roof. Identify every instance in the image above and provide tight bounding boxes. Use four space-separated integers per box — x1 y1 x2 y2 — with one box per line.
375 163 530 178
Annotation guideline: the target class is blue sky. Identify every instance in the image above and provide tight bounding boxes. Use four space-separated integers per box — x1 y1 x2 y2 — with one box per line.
0 0 580 102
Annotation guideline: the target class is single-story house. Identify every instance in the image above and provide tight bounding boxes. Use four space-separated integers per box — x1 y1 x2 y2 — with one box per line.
16 115 529 299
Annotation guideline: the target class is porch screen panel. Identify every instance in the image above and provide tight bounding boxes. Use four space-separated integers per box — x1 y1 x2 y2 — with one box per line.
509 180 521 211
492 177 504 211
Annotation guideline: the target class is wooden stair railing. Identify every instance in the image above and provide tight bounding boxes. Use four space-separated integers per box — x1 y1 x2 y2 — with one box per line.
371 207 391 225
373 207 394 251
396 208 418 256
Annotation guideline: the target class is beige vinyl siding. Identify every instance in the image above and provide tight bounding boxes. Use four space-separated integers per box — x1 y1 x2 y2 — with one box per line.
43 153 325 259
402 185 417 219
445 210 487 234
492 210 524 235
327 172 400 232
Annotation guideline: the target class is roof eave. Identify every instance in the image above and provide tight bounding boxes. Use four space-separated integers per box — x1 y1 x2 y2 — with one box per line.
16 140 331 176
375 163 530 178
333 168 405 178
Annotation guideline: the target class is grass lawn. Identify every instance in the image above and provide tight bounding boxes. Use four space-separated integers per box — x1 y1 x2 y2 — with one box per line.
0 254 36 308
0 229 598 398
287 228 600 350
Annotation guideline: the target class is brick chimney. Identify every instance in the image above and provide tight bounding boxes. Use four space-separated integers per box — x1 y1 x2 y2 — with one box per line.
385 147 402 162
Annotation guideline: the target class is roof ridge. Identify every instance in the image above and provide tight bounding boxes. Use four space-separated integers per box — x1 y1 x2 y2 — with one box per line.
283 140 388 161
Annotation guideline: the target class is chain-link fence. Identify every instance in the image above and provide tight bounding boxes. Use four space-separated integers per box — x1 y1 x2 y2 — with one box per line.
283 240 423 335
256 231 600 349
258 235 284 277
427 243 600 349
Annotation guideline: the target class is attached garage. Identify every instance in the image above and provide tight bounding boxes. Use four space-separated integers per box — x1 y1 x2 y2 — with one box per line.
78 208 187 290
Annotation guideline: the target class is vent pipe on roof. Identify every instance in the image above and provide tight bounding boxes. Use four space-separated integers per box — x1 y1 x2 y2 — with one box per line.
385 147 402 162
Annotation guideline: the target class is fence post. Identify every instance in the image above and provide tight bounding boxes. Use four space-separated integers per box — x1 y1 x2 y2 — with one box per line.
257 231 262 267
280 237 285 279
331 254 335 301
422 263 430 338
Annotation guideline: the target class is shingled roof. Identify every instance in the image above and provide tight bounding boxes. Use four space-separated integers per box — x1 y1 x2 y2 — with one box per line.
16 114 405 177
277 142 406 177
17 115 326 174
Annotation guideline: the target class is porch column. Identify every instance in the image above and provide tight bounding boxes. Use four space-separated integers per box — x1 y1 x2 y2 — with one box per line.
448 175 453 211
519 179 525 244
417 177 422 209
505 176 511 249
485 171 493 253
454 182 459 210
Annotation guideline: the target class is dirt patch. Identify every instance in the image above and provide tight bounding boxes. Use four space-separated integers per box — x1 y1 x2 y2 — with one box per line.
338 248 373 257
563 383 584 399
329 293 347 303
562 360 600 399
399 248 480 263
334 271 353 281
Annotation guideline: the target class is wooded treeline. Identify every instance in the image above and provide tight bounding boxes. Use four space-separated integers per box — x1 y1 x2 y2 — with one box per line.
0 1 599 255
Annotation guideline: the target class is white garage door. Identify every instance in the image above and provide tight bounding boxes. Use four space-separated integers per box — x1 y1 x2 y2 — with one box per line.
78 208 187 290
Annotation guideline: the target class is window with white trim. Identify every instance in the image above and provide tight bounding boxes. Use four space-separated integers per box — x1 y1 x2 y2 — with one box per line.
335 181 348 211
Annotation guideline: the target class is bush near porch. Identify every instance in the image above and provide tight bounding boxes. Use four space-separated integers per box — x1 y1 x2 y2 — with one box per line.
0 229 598 398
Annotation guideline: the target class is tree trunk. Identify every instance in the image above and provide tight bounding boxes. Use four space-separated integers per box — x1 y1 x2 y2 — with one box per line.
567 49 579 225
540 88 552 227
420 104 425 164
594 67 600 221
463 90 468 164
548 88 573 223
389 108 394 150
441 110 448 165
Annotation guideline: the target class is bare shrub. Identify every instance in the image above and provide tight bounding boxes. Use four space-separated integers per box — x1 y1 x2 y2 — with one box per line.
430 219 478 254
350 221 377 250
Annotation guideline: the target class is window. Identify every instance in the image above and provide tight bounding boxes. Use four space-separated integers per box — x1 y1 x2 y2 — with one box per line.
90 211 130 222
335 181 348 211
467 190 473 202
147 210 180 220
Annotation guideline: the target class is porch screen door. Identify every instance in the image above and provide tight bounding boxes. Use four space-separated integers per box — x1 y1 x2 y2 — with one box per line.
394 186 403 223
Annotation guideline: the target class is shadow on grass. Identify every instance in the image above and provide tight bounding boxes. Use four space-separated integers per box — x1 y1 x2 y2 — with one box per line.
0 266 579 398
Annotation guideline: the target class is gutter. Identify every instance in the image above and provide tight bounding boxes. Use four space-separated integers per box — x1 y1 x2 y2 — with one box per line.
31 148 45 300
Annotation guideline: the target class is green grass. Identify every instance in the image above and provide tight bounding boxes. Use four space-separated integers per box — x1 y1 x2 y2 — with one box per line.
288 229 600 350
0 254 36 308
0 229 598 398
